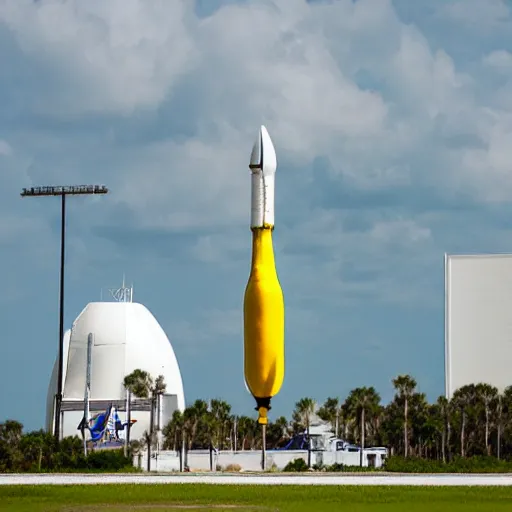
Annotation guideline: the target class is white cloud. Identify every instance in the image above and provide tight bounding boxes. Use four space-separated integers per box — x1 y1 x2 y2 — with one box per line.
484 50 512 70
370 219 432 244
0 214 49 243
1 0 512 306
272 207 436 307
0 0 504 205
457 113 512 202
189 232 247 264
113 135 249 231
440 0 510 27
0 0 197 114
0 140 12 156
169 308 242 355
390 28 469 119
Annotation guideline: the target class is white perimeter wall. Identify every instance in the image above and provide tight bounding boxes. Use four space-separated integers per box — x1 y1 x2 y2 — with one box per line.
137 450 381 472
445 253 512 399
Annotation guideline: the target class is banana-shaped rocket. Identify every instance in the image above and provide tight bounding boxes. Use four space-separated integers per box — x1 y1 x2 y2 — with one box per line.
243 125 285 426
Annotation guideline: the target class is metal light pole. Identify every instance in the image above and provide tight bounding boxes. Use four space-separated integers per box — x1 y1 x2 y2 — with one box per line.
21 185 108 442
82 332 93 456
261 422 267 471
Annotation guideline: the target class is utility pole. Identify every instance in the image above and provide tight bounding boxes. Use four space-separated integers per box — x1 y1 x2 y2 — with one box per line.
21 185 108 442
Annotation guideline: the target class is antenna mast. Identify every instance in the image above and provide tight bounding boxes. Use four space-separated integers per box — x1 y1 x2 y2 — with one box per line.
108 275 133 303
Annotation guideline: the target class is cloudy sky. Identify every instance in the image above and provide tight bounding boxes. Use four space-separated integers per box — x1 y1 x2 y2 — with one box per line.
1 0 512 430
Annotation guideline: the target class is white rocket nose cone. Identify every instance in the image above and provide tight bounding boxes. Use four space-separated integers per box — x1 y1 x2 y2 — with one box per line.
249 125 277 176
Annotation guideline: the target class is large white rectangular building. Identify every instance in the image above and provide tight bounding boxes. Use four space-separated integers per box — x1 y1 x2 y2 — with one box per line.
445 253 512 399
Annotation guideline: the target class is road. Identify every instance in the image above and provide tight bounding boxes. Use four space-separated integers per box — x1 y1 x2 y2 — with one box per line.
1 473 512 486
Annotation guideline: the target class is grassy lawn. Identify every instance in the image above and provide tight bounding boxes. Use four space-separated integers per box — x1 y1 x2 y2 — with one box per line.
1 484 512 511
0 484 512 512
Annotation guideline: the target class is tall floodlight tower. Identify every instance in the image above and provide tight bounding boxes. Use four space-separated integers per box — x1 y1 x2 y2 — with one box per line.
243 126 285 470
21 184 109 441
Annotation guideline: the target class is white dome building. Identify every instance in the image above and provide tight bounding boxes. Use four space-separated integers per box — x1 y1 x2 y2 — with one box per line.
46 288 185 444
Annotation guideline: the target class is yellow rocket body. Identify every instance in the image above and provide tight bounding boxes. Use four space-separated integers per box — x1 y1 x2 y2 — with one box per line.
243 226 285 421
244 125 284 425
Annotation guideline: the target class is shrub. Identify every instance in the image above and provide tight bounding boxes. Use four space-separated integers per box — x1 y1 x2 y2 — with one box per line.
283 458 308 472
224 463 242 472
384 455 512 474
268 462 279 472
84 449 133 471
324 462 378 472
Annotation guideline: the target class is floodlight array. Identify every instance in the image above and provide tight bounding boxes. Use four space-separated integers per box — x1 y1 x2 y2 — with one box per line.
21 185 108 197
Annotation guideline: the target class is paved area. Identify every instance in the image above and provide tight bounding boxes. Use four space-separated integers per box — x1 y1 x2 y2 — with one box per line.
1 473 512 486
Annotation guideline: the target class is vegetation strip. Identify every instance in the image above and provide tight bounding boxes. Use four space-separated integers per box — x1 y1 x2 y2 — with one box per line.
1 373 510 474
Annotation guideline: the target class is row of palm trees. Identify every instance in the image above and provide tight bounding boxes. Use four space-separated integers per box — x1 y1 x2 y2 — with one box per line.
156 374 512 461
2 372 510 471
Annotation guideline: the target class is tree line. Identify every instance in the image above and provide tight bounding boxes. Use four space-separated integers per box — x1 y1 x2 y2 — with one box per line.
2 372 512 472
162 375 512 462
0 424 134 472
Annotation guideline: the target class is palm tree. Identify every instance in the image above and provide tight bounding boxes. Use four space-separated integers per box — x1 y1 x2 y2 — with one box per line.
408 392 429 457
210 399 231 451
293 397 316 434
228 415 236 451
202 406 218 471
293 397 316 467
123 369 166 470
498 386 512 460
183 399 209 449
236 416 256 450
496 394 503 460
392 374 417 457
419 403 440 459
151 375 167 450
266 416 290 449
378 400 402 456
475 383 498 456
153 375 166 395
123 369 153 398
436 396 450 462
451 384 476 458
343 387 381 467
162 410 184 451
274 416 290 438
123 369 153 454
317 397 342 438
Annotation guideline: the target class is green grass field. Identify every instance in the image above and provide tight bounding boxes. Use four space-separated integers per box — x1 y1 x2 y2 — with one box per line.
1 485 512 512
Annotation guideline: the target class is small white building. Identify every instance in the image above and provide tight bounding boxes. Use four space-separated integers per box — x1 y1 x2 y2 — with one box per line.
305 416 388 469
